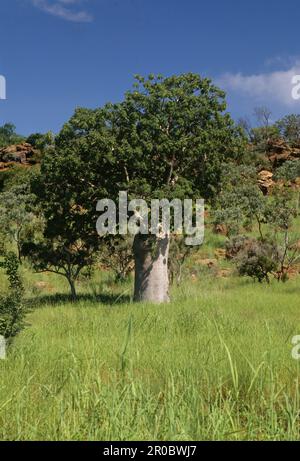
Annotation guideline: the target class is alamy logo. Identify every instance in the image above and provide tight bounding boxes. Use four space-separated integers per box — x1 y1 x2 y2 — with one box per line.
0 75 6 100
291 336 300 360
96 191 205 246
292 75 300 101
0 336 6 359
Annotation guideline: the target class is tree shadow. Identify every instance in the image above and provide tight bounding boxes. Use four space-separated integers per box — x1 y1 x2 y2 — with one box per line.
27 292 132 308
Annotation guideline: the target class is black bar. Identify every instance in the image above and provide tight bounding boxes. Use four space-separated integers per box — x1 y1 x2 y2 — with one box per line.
0 440 297 456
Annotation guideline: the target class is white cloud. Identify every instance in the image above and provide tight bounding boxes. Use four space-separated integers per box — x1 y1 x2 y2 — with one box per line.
218 60 300 107
31 0 93 23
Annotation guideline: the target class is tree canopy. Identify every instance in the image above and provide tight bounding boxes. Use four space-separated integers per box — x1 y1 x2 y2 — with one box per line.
28 73 245 301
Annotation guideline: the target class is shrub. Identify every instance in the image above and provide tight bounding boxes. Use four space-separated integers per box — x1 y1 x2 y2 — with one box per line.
0 252 26 341
274 160 300 182
225 235 252 260
226 236 279 283
213 164 267 238
275 114 300 145
100 237 134 283
169 235 195 285
235 239 278 283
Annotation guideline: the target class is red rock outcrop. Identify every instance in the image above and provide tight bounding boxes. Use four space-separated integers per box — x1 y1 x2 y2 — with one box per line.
267 139 300 167
0 143 38 165
257 170 275 194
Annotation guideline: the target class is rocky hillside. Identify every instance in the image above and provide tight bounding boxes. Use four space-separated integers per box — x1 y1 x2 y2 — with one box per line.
266 139 300 167
0 143 38 171
255 139 300 194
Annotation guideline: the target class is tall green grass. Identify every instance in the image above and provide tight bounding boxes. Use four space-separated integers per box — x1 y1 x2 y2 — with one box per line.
1 270 300 441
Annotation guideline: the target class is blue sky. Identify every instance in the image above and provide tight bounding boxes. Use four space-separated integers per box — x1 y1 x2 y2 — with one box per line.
0 0 300 135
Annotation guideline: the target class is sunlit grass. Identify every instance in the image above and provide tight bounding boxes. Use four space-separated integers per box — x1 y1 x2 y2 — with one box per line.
1 268 300 440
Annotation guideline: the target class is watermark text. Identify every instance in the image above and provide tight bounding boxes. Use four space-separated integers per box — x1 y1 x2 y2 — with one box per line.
0 75 6 100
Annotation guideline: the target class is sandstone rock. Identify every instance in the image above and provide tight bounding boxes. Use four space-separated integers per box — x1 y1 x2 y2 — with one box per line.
215 248 226 259
0 143 38 165
198 258 217 268
217 268 232 278
267 139 300 167
214 223 228 236
287 267 300 279
258 170 274 194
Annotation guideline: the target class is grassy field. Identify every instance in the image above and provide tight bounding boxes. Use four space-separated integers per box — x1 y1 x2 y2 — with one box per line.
1 266 300 441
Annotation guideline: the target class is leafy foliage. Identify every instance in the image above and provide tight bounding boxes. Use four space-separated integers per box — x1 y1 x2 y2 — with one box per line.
22 239 96 300
0 183 42 261
110 73 245 202
274 160 300 182
26 131 55 162
100 237 134 282
276 115 300 145
169 235 195 285
0 251 26 340
213 164 267 237
224 186 299 283
0 123 24 148
28 73 245 299
227 237 279 283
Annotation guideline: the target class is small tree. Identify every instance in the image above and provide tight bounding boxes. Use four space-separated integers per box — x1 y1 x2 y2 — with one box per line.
100 237 134 282
213 164 267 238
22 239 96 300
226 187 300 283
0 184 41 262
251 107 279 153
276 114 300 145
237 117 253 141
0 123 24 148
169 234 194 285
27 128 116 300
235 238 278 284
0 251 26 342
264 187 299 281
254 106 272 129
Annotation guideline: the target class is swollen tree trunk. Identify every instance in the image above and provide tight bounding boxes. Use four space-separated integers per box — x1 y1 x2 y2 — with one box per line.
133 234 170 304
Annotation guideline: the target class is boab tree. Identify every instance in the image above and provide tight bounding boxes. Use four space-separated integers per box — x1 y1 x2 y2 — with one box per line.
109 74 244 302
33 74 244 303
